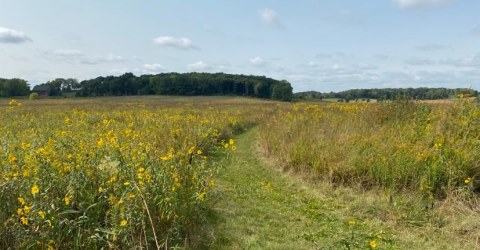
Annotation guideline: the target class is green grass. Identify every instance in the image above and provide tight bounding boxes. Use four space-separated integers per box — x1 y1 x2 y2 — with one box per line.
194 127 480 249
195 128 390 249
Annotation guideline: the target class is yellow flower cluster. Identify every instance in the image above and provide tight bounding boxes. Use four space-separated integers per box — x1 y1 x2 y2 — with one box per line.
0 100 257 248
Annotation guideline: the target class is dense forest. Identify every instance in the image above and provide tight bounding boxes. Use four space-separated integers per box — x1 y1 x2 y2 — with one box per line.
0 78 30 97
75 72 293 101
295 88 478 101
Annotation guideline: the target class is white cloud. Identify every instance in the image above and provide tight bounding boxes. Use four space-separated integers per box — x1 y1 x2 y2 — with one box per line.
53 49 84 57
259 8 283 29
0 27 31 43
188 61 210 71
249 56 265 66
153 36 196 49
80 53 124 65
393 0 455 9
143 63 165 73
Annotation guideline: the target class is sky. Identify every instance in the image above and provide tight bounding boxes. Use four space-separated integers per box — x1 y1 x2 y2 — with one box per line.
1 0 480 92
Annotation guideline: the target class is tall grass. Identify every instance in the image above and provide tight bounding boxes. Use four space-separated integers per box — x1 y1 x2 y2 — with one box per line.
0 97 269 249
260 99 480 199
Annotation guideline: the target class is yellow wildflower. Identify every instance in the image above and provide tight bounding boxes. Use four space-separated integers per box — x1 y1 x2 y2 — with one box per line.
369 240 378 249
8 155 16 163
31 185 39 196
20 216 28 225
23 205 31 214
17 197 26 205
38 211 46 219
197 192 206 201
209 180 216 187
465 177 472 184
120 219 128 227
64 195 71 205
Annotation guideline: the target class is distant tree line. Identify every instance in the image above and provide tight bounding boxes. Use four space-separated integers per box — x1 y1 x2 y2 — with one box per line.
295 88 479 102
37 78 81 96
0 78 30 97
76 72 293 101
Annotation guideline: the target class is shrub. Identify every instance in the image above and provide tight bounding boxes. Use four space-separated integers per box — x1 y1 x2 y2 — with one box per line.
29 92 39 100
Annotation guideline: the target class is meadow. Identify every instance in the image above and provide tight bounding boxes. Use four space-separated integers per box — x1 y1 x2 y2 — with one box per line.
260 97 479 198
0 96 272 249
1 96 479 249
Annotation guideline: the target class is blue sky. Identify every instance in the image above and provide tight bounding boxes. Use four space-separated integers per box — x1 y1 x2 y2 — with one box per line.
1 0 479 92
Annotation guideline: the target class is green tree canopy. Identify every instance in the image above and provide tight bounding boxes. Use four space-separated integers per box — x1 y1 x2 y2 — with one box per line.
77 72 293 101
0 78 30 97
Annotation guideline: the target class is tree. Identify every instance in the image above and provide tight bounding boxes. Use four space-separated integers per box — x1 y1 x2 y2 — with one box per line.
0 78 30 97
271 80 293 101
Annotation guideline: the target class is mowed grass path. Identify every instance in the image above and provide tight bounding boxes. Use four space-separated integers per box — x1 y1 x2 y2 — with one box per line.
196 127 479 250
198 128 398 250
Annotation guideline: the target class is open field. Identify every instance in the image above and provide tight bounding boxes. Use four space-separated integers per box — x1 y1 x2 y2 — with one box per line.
1 96 479 249
0 96 275 248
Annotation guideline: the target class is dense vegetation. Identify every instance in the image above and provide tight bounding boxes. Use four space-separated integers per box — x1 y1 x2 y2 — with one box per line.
260 99 479 198
0 97 270 249
76 72 293 101
0 78 30 97
295 88 478 101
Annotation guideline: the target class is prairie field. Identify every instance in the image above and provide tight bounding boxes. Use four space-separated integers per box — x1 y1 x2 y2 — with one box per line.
1 96 479 249
0 96 274 249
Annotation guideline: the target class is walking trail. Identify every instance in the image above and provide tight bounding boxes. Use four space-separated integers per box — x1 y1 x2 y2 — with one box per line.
195 128 399 250
195 128 468 249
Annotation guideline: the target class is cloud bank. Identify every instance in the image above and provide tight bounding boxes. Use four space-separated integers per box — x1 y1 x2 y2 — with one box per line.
0 27 31 43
